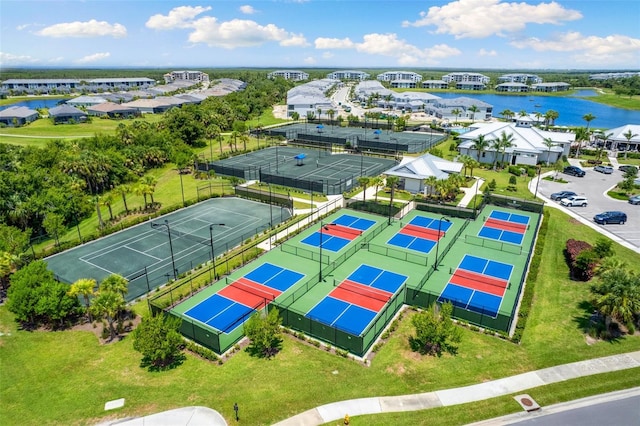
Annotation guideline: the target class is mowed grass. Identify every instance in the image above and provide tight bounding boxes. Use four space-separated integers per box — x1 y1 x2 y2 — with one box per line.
0 115 163 146
2 205 640 425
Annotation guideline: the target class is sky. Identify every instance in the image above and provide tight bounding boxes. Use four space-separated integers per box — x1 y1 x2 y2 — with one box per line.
1 0 639 70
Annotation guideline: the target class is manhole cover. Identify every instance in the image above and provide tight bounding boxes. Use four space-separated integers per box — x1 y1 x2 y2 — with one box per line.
521 398 533 406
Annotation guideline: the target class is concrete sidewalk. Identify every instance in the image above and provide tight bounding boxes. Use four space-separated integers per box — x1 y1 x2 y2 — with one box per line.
273 351 640 425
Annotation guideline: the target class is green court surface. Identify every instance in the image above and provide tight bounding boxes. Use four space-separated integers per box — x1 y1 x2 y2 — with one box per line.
168 205 540 355
264 123 446 154
45 197 291 302
207 146 397 195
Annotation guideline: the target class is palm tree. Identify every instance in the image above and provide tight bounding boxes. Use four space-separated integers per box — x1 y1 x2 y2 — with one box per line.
370 176 384 202
499 109 514 121
622 129 638 160
459 154 475 177
240 133 249 152
544 110 559 130
316 108 322 121
115 184 131 214
518 110 528 118
68 278 97 322
92 290 125 341
542 137 556 166
357 176 370 203
595 131 613 161
424 176 438 198
291 111 300 121
573 127 590 158
471 134 491 163
592 267 640 331
230 130 240 152
101 193 115 221
582 113 596 134
468 105 479 122
451 108 461 124
534 111 543 126
141 176 157 206
93 195 105 229
327 109 335 127
100 274 129 299
496 131 516 167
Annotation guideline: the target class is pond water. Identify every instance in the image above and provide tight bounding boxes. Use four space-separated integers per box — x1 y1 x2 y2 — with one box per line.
435 91 640 129
0 98 68 111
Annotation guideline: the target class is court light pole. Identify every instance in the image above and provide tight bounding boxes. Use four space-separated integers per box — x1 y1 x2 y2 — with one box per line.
390 137 398 159
151 220 177 280
318 221 330 282
433 217 451 271
209 223 225 280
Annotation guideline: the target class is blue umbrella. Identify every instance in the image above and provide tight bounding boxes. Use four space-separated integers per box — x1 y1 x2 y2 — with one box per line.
373 129 381 139
316 124 324 132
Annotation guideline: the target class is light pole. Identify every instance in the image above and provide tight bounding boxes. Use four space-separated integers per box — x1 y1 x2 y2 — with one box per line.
209 223 225 280
433 217 451 271
390 137 398 159
151 220 177 280
318 222 330 282
534 165 542 199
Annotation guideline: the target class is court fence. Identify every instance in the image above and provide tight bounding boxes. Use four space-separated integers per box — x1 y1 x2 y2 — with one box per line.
234 185 294 209
271 284 406 357
464 234 523 255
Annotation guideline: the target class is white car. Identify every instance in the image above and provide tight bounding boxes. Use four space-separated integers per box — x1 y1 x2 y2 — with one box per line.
561 195 588 207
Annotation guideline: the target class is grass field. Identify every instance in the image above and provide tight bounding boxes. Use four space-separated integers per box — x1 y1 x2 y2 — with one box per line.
2 205 639 425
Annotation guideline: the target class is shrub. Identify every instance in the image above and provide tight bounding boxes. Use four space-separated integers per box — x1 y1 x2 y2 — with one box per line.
565 239 595 281
488 179 497 190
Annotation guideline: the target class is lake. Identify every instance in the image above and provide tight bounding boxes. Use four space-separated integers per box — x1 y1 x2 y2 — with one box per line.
0 98 68 111
435 90 640 129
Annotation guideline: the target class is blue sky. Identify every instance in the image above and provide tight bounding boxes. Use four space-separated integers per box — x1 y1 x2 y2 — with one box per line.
1 0 639 70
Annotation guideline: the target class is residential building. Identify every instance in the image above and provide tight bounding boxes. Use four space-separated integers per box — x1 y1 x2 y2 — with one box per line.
531 82 570 92
0 78 156 95
390 80 418 89
382 153 463 194
353 81 440 111
267 70 309 81
66 95 108 108
422 80 448 89
457 121 574 166
441 72 490 84
48 104 87 124
602 124 640 152
326 70 370 81
0 106 39 127
285 79 338 119
426 97 493 121
86 102 139 119
589 72 640 80
455 82 487 90
495 82 530 92
163 70 210 84
497 74 542 84
377 71 423 83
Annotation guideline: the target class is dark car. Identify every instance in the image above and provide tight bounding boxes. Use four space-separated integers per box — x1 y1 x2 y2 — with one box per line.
563 166 586 177
550 190 577 201
629 195 640 205
593 211 627 225
619 165 639 175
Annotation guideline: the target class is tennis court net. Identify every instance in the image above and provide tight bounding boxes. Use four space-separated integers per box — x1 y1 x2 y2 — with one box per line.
170 228 210 246
324 223 362 237
229 279 277 302
338 280 391 303
450 268 508 290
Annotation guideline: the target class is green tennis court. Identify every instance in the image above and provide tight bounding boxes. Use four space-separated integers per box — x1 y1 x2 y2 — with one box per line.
206 146 397 195
45 197 291 301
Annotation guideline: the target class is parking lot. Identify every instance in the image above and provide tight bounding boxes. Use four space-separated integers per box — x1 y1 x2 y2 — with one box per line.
536 166 640 249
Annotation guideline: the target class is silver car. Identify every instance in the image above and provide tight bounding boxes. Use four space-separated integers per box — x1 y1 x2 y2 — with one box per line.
561 195 588 207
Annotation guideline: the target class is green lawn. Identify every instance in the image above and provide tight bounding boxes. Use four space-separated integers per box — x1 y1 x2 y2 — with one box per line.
2 205 640 425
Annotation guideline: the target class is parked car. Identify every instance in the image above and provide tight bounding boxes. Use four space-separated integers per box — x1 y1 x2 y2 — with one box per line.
594 165 614 174
619 165 639 175
593 211 627 225
560 195 588 207
629 195 640 205
563 166 586 177
550 190 577 201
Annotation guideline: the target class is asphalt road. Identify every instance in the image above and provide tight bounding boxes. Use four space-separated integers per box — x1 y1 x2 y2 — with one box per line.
504 393 640 426
536 166 640 249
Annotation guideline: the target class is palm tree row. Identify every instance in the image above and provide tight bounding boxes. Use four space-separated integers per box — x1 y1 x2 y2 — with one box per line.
469 131 515 170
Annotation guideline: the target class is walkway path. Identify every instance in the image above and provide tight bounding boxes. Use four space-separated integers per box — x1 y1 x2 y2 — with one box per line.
458 176 485 208
273 351 640 425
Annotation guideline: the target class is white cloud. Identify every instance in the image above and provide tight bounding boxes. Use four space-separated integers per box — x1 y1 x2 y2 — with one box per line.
403 0 582 39
48 56 65 63
0 52 39 65
37 20 126 38
146 6 211 30
16 24 31 31
303 56 316 64
189 17 307 48
315 33 461 65
239 5 256 15
478 48 497 56
75 52 111 64
147 7 306 48
511 31 640 66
